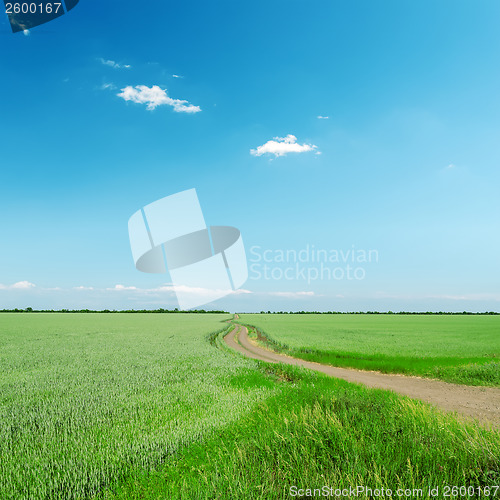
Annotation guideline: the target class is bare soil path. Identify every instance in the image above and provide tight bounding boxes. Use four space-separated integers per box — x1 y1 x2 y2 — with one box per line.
224 324 500 428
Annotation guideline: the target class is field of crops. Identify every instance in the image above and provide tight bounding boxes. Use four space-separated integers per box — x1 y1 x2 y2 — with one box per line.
0 313 275 499
1 313 499 499
239 314 500 385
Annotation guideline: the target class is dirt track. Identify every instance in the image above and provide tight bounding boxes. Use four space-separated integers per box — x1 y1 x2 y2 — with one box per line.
224 325 500 428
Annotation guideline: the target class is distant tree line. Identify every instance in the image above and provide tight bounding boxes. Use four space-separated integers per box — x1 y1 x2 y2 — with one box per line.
0 308 229 314
258 310 500 315
1 308 498 315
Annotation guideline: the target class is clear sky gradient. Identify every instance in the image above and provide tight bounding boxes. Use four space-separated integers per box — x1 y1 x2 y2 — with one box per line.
1 0 499 311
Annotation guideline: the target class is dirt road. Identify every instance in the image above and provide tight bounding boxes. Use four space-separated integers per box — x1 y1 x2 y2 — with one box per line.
224 325 500 428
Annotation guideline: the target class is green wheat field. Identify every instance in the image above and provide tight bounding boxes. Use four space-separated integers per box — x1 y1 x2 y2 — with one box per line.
240 314 500 386
0 313 499 499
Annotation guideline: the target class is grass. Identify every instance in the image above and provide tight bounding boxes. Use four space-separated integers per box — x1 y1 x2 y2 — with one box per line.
106 354 500 499
2 313 499 499
239 314 500 386
0 313 277 499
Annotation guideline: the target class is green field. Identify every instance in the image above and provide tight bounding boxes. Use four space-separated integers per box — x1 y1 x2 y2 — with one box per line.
1 313 499 499
0 313 274 499
239 314 500 386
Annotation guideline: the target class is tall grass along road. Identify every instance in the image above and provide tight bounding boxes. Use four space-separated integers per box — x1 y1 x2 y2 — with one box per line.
238 314 500 387
225 323 500 427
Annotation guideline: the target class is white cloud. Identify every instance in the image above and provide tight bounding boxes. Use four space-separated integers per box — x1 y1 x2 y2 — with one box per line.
107 284 138 291
152 285 177 293
250 134 318 157
99 58 131 69
0 281 36 290
12 281 36 289
73 286 94 291
317 115 329 119
172 74 183 78
117 85 201 113
101 83 116 90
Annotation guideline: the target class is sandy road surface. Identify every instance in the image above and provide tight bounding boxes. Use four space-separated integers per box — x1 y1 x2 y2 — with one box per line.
224 325 500 428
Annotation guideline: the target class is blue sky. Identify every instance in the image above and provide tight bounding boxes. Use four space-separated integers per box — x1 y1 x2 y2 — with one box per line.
1 0 499 311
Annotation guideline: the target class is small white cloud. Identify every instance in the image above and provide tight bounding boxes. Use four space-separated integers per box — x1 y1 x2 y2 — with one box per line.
10 281 36 289
172 74 183 78
108 284 138 291
73 286 94 291
117 85 201 113
99 58 131 69
250 134 318 157
317 115 329 119
152 285 177 293
23 29 30 36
